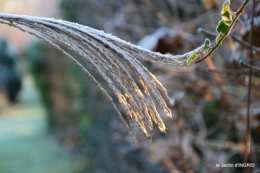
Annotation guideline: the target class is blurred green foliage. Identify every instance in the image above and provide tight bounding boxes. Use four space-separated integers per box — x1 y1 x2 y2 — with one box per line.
25 42 51 110
60 0 77 22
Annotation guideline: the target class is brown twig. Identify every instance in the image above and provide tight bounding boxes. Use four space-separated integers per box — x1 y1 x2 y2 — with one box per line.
204 58 226 94
231 35 260 53
244 1 255 172
198 28 260 53
240 60 260 71
195 0 250 63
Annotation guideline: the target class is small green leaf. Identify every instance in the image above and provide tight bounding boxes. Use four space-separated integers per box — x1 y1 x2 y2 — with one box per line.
186 52 196 65
221 0 232 22
221 0 230 12
196 54 201 61
222 11 232 22
203 38 211 53
186 57 192 65
216 33 223 45
186 52 201 65
216 20 229 34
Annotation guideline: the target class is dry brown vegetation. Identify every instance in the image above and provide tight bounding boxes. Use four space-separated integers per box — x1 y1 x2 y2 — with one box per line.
1 0 260 172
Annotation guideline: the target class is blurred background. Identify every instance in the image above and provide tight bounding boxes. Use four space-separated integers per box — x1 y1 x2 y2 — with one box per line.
0 0 260 173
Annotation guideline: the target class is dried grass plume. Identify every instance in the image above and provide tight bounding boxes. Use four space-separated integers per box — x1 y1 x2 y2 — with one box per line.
0 14 202 140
